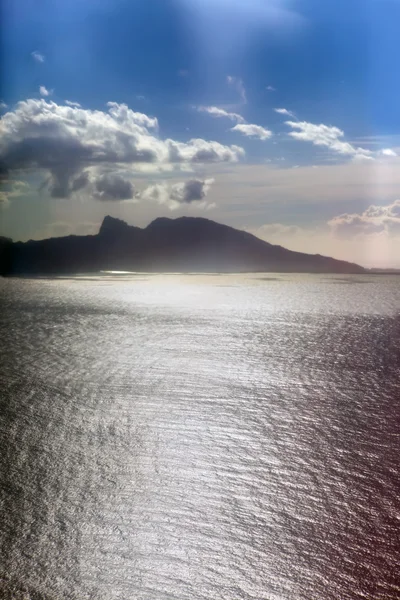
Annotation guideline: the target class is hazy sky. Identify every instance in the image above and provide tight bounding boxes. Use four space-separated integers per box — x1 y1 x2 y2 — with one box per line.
1 0 400 267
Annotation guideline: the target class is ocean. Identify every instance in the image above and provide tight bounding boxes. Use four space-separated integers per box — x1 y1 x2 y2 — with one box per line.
1 273 399 600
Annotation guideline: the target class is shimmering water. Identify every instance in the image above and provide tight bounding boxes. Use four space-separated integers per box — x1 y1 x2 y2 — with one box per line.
1 274 400 600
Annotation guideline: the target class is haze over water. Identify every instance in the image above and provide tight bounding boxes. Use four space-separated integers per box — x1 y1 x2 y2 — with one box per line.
1 274 400 600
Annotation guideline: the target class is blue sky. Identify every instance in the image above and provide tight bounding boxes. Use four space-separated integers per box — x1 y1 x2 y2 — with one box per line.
2 0 400 266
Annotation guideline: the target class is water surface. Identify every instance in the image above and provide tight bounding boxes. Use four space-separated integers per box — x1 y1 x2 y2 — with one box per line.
1 274 399 599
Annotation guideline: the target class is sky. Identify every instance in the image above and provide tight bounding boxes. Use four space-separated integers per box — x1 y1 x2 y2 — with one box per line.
1 0 400 267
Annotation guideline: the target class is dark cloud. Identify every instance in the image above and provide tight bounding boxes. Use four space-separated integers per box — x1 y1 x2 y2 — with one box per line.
93 173 135 201
170 179 214 203
141 178 215 210
71 171 91 193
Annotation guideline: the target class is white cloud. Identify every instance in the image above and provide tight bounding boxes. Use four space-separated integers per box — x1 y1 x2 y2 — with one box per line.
227 75 247 104
328 200 400 237
39 86 52 97
266 86 276 92
286 120 373 161
166 138 244 163
0 99 244 199
231 123 273 140
198 106 245 123
31 51 45 63
0 102 7 110
381 148 397 157
106 101 159 131
65 100 81 107
141 178 215 210
352 153 375 163
274 107 295 118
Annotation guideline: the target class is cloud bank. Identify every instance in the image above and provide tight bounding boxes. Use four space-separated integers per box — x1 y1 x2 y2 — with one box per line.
328 200 400 237
246 200 400 268
0 99 244 199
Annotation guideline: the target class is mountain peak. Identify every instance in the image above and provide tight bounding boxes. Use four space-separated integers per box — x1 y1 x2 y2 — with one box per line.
99 215 131 236
145 215 228 232
145 217 173 230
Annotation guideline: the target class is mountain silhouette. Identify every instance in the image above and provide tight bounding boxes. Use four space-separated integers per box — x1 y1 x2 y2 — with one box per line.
0 216 365 275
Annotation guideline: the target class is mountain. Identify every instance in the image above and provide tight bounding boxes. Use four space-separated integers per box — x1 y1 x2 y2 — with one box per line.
0 216 365 275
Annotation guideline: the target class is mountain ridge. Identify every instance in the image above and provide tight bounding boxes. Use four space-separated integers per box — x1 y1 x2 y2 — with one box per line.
0 215 365 275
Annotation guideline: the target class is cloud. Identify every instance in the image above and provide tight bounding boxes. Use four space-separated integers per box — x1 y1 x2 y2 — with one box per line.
244 219 396 268
227 76 247 104
198 106 245 123
274 107 295 118
106 101 159 131
166 138 244 163
71 171 91 193
0 180 29 208
285 120 373 161
328 200 400 238
141 178 215 210
199 106 277 143
381 148 397 157
0 98 244 199
93 173 135 201
231 123 273 140
46 167 90 198
249 221 400 268
65 100 81 107
202 160 400 227
0 192 9 207
170 178 214 203
0 102 7 110
43 167 135 202
141 184 168 204
266 86 276 92
31 51 45 63
39 86 52 97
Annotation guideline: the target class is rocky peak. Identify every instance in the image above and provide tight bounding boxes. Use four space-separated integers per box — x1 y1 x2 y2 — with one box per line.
98 215 131 236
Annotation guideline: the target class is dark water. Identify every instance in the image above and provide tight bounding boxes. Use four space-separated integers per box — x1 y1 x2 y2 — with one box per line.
1 274 400 600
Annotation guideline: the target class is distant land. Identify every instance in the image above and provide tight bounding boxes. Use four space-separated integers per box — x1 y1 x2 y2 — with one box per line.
0 215 366 276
